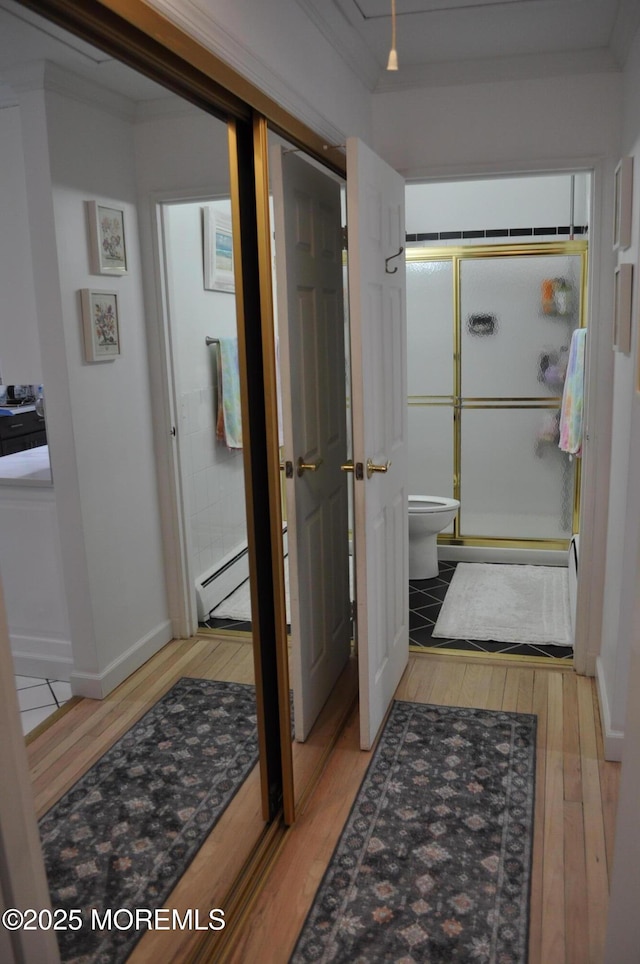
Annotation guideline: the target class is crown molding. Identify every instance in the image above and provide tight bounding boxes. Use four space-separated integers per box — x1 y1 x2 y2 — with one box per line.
2 60 137 119
374 47 620 93
143 0 347 147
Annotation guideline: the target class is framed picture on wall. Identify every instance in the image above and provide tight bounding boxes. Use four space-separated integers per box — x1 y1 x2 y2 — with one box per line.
613 157 633 251
87 201 128 275
203 208 235 292
80 289 121 362
613 263 633 354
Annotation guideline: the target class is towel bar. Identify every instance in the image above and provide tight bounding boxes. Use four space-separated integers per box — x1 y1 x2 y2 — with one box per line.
205 336 220 347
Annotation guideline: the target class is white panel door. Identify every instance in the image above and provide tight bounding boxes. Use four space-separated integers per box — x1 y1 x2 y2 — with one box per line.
271 147 351 742
347 137 409 751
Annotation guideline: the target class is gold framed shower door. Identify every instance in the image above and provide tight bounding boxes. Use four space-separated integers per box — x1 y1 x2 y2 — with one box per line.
407 240 588 550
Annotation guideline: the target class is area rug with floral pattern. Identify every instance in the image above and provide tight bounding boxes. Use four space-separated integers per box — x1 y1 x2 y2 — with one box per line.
39 677 258 963
291 700 536 963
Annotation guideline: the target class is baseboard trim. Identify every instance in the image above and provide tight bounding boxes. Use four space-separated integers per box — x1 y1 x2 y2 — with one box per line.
11 634 73 682
70 619 173 699
596 656 624 761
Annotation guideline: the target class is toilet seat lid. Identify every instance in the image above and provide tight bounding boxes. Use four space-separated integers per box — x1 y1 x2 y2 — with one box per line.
408 495 460 513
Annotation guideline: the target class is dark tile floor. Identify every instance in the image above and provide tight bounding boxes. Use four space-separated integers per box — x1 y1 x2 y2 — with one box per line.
201 560 573 662
409 560 573 660
201 612 252 634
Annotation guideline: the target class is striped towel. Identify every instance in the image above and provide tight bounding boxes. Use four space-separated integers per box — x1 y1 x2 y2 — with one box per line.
559 328 587 456
216 337 243 449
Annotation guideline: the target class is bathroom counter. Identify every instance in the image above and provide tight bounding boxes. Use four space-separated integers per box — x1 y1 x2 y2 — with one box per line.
0 444 52 486
0 405 36 416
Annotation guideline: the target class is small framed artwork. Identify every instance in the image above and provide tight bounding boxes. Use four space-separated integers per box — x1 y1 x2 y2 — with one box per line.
613 157 633 251
613 263 633 354
80 289 121 362
203 208 235 292
87 201 128 275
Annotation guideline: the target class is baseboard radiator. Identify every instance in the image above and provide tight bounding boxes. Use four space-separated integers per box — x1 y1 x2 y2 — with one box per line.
195 526 288 622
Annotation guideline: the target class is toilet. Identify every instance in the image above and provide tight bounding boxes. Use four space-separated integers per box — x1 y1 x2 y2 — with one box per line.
408 496 461 580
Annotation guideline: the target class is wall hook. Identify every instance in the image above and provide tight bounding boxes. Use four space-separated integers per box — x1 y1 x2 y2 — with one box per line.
385 246 404 273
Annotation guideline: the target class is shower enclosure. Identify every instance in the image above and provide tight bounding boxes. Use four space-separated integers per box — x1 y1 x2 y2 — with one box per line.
407 242 587 549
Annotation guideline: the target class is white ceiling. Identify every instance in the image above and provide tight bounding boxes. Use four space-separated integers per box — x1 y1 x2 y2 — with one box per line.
0 0 638 103
301 0 640 89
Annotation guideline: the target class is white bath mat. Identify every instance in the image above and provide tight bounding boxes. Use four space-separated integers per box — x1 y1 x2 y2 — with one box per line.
432 563 572 646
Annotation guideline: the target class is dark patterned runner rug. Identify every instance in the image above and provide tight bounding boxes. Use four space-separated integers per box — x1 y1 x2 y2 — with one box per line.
39 677 258 963
291 700 536 963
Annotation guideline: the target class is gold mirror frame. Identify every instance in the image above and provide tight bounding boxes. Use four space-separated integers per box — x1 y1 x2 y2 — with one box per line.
11 0 351 957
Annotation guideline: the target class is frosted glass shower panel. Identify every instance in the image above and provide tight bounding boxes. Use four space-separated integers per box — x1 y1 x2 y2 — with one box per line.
406 260 454 397
408 405 455 498
460 407 575 539
460 255 582 398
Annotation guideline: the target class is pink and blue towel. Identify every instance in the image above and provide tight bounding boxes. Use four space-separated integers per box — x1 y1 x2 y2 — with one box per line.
559 328 587 457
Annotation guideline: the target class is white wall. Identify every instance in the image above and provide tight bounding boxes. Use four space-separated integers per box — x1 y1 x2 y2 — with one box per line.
134 104 232 197
406 174 588 237
164 200 247 584
597 28 640 760
373 69 621 693
0 484 71 680
0 105 42 383
604 16 640 942
372 74 621 179
14 74 172 696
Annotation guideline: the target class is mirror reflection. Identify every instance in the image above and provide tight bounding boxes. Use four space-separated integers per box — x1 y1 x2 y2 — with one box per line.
0 1 263 959
267 131 358 810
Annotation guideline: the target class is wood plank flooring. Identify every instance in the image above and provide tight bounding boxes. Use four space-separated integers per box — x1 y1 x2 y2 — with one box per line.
229 653 621 964
26 632 356 964
27 643 621 963
28 634 266 964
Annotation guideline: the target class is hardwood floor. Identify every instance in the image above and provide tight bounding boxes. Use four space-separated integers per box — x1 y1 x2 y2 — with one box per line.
26 632 357 964
28 634 265 964
229 653 621 964
27 643 621 963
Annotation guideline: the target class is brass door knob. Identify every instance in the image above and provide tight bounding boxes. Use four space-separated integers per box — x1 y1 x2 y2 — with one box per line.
366 458 391 479
340 460 354 473
297 456 323 477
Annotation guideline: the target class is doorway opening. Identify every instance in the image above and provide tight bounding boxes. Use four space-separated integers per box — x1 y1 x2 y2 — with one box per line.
405 172 590 664
157 195 252 636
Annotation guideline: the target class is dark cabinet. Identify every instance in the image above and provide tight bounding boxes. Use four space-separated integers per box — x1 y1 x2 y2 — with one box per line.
0 410 47 456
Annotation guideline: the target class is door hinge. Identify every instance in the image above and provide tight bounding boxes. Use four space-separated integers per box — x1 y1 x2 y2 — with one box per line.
342 225 348 251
